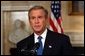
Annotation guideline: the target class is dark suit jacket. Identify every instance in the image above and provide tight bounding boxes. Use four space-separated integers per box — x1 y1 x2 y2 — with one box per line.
16 29 72 55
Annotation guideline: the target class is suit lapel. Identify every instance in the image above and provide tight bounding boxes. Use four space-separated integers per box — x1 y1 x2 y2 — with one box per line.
43 29 52 55
28 33 35 49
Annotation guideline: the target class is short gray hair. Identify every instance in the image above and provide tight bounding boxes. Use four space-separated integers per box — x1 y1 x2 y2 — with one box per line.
28 6 48 19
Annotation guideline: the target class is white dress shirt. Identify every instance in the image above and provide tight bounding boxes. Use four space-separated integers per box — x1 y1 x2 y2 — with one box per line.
34 29 47 48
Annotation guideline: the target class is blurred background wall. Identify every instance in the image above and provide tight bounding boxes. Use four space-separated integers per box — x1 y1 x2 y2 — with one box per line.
1 1 84 55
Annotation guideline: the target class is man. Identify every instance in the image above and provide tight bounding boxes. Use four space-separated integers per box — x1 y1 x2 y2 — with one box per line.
16 6 72 55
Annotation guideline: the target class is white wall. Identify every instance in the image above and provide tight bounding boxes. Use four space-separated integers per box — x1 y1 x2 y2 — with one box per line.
61 1 84 46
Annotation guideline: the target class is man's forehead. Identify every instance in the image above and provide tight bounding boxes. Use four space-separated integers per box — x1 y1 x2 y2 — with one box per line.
29 9 46 15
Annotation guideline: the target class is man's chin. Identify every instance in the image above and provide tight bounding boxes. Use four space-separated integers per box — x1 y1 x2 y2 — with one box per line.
35 30 41 33
34 29 42 33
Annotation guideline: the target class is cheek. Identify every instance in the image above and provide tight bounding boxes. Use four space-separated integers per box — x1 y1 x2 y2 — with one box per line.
29 20 34 26
41 20 46 27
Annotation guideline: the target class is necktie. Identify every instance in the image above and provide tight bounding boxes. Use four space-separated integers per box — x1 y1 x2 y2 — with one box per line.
37 36 43 55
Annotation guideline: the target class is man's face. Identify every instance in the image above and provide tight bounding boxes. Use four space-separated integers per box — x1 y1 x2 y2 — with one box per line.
29 9 48 34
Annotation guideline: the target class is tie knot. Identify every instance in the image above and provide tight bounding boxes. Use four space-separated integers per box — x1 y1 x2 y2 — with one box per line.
38 36 42 40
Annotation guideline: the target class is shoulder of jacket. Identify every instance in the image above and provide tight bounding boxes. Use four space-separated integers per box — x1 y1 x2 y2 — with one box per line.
16 33 33 46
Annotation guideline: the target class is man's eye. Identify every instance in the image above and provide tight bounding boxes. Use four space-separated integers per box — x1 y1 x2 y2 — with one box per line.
31 17 35 19
38 16 42 19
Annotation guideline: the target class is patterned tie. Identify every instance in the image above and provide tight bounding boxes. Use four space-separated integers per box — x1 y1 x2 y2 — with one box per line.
37 36 43 55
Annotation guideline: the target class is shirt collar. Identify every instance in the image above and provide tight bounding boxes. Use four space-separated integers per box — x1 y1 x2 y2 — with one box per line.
34 28 47 39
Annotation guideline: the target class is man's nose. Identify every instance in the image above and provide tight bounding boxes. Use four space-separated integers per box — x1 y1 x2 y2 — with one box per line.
35 18 39 24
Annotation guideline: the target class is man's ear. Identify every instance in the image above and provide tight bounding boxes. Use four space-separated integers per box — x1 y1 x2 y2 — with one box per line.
46 16 50 28
29 18 31 23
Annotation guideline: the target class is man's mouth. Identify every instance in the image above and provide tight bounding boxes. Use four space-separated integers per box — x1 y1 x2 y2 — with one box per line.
34 25 40 28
